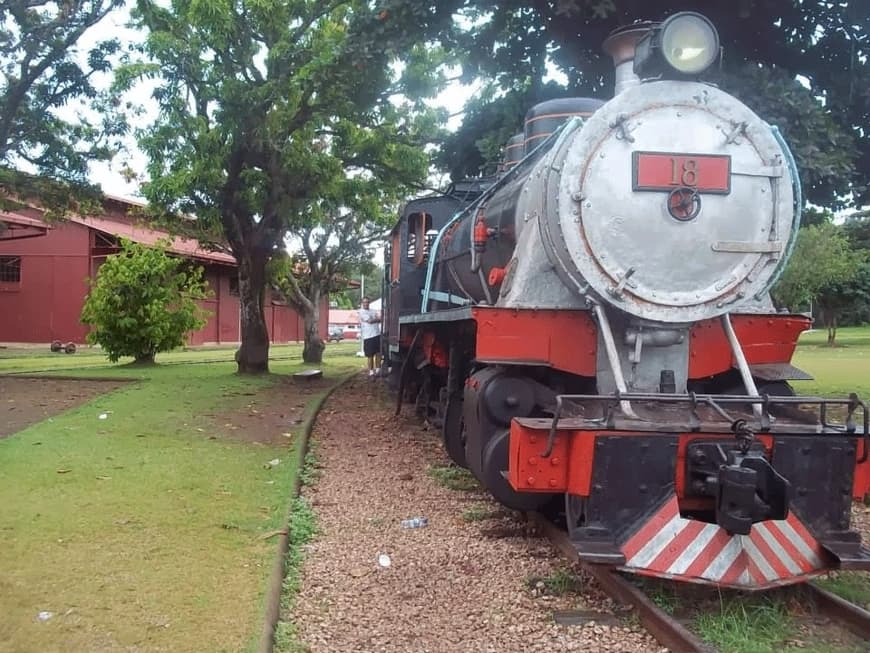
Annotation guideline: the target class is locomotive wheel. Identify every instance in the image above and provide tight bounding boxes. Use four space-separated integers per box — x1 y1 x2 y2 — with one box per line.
481 429 553 512
441 395 467 468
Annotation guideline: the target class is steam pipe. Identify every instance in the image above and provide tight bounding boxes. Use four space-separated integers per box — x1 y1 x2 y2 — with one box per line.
721 313 763 418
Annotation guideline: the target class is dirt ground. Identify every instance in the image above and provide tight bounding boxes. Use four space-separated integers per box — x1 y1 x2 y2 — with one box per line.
0 377 125 438
290 376 664 653
210 375 332 445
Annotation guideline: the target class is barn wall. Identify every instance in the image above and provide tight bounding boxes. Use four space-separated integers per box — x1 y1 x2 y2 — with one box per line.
0 222 91 343
0 216 326 346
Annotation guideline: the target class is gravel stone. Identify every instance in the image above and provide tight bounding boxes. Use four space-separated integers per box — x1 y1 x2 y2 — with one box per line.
290 377 665 653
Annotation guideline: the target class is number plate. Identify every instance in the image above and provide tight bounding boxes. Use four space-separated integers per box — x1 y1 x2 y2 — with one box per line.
632 151 731 194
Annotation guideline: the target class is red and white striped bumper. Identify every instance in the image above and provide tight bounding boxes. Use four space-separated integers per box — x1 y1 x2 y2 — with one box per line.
621 497 826 589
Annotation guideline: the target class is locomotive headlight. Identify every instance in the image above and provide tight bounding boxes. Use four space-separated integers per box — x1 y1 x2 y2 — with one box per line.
634 12 719 79
661 13 719 74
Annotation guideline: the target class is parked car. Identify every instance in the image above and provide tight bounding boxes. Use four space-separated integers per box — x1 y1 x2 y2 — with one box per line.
327 327 344 343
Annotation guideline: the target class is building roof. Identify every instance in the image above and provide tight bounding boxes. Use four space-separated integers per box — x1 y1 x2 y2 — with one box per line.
329 309 359 325
0 210 51 240
71 215 236 265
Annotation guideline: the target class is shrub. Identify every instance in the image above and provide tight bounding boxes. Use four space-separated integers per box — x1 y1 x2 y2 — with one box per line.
81 239 211 363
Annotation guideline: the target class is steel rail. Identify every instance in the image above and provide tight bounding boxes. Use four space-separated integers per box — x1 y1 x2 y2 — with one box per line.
807 582 870 641
528 513 714 652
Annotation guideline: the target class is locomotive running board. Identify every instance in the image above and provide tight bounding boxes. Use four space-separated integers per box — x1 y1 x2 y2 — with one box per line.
570 540 626 565
820 540 870 570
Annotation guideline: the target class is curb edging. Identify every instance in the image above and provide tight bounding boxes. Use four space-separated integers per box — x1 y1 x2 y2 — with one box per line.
258 371 358 653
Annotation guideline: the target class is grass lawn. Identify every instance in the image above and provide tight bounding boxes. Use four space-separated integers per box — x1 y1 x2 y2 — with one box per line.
791 326 870 399
0 342 361 652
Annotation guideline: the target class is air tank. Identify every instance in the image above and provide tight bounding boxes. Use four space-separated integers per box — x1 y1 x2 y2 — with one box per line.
501 133 524 171
523 98 604 154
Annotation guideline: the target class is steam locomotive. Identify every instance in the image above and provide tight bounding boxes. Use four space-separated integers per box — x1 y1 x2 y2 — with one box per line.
382 12 870 589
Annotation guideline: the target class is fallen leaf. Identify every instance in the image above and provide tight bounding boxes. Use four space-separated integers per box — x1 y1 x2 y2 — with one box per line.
56 469 72 474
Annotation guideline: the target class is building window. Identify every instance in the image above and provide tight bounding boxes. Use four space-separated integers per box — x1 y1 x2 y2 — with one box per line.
0 256 21 283
229 275 240 296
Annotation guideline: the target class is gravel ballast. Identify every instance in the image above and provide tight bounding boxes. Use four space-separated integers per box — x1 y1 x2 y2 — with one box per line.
290 376 664 653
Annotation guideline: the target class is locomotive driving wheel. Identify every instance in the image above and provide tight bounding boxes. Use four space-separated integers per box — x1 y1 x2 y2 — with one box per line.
442 395 468 468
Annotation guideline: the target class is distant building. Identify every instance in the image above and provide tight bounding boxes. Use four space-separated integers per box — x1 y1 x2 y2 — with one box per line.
328 309 360 340
0 195 326 345
328 298 381 341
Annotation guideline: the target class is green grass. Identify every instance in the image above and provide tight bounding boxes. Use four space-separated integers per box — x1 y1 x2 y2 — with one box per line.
815 572 870 607
792 326 870 398
692 593 867 653
0 344 361 653
694 597 793 653
426 463 480 492
0 340 362 375
273 441 321 653
526 568 584 596
461 504 501 522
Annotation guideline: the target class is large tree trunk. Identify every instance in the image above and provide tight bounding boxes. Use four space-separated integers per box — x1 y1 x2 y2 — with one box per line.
827 314 838 346
135 351 156 365
235 253 270 373
302 288 324 364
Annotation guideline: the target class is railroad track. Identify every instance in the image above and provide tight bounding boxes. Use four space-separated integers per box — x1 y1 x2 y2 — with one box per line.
529 512 870 652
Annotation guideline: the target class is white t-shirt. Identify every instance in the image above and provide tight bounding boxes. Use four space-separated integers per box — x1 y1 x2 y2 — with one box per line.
358 308 381 340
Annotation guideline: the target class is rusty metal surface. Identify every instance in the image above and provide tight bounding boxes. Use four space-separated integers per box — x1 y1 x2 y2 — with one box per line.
529 513 714 652
808 582 870 641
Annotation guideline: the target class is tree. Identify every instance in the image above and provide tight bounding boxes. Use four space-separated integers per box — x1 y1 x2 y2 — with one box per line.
772 222 857 336
81 239 210 363
815 258 870 345
123 0 459 373
442 1 868 209
0 1 126 198
270 185 400 363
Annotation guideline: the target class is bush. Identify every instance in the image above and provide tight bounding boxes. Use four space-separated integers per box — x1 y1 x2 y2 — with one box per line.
81 239 211 363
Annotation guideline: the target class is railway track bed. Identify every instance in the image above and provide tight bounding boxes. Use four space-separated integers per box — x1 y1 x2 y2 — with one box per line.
284 377 869 653
287 376 665 652
531 513 870 652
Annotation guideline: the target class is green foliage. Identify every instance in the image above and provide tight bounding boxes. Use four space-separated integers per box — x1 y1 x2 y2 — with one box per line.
80 239 211 362
0 1 127 186
712 65 856 209
442 1 868 208
123 0 459 371
772 223 857 313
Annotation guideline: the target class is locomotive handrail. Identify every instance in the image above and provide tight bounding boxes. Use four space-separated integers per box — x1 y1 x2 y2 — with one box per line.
761 125 803 296
539 391 868 460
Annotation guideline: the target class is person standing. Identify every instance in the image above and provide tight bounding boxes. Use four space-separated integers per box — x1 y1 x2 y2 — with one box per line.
358 297 382 377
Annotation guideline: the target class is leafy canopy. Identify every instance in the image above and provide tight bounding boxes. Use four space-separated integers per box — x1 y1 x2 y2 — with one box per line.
0 1 126 187
442 1 868 209
772 222 858 313
122 0 462 371
81 239 211 363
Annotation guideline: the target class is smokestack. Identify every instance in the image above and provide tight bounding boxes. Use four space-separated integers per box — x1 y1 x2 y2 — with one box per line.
602 22 654 95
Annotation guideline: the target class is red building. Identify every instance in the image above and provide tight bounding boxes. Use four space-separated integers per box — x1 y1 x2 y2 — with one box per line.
0 196 325 346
